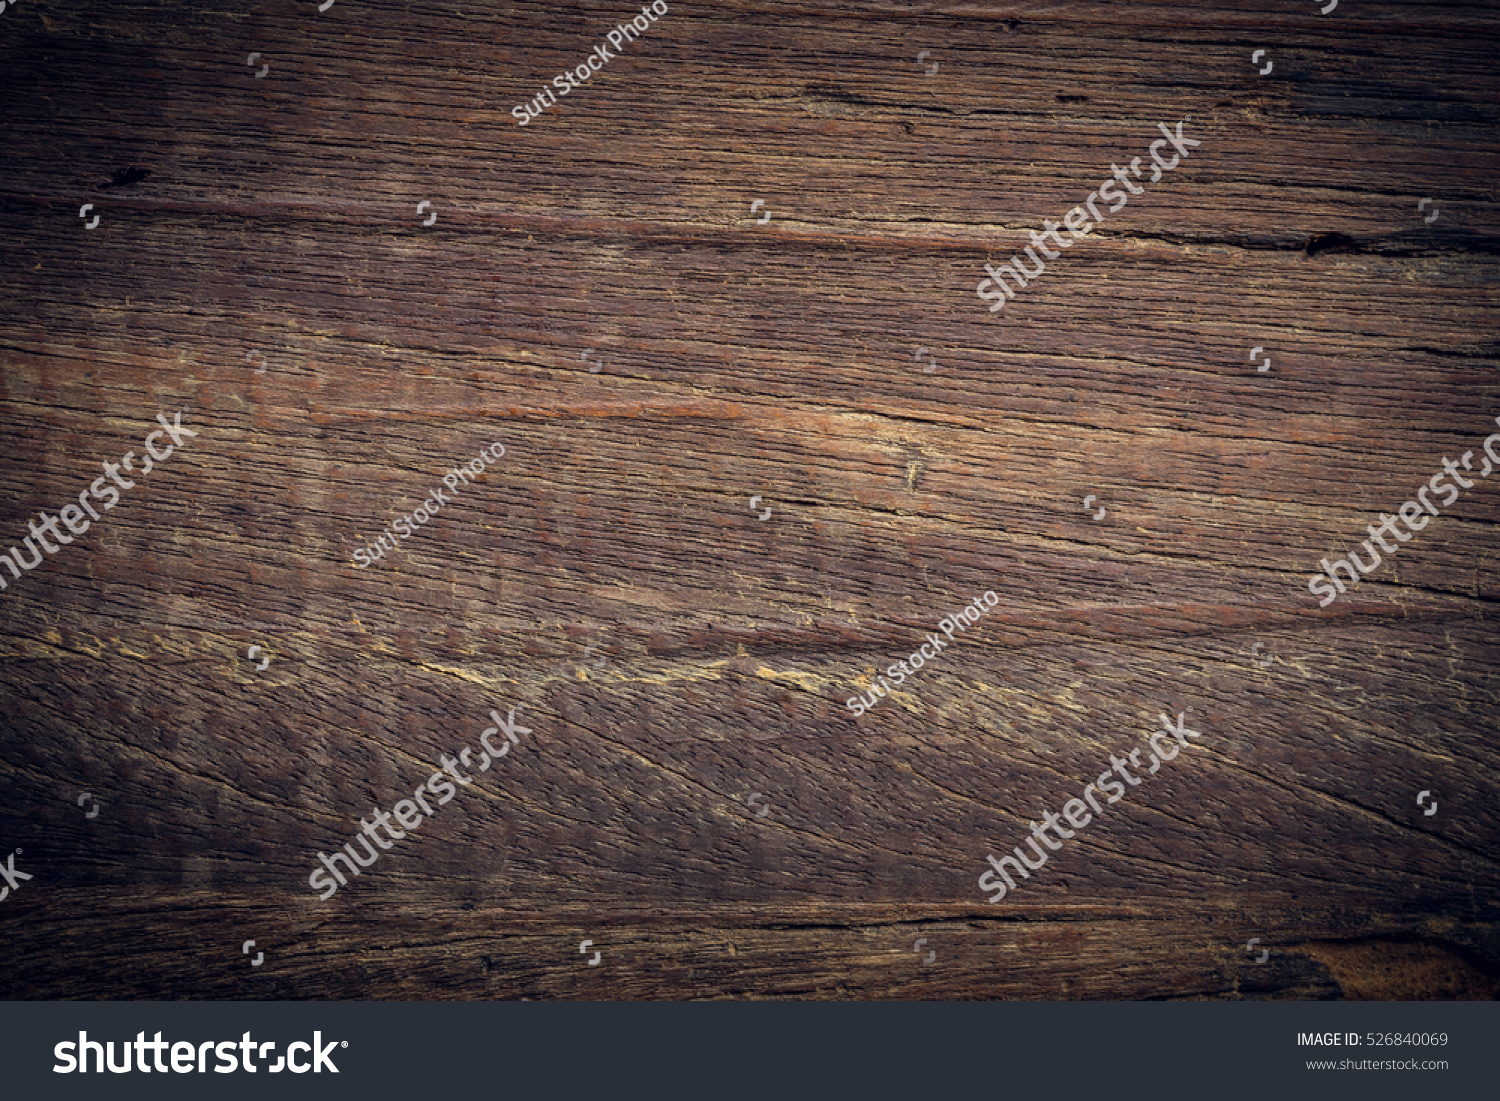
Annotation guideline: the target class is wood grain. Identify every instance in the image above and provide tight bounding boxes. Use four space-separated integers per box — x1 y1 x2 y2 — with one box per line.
1 0 1497 999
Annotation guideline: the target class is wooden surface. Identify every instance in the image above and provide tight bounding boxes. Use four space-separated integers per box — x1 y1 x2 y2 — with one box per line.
1 0 1498 1000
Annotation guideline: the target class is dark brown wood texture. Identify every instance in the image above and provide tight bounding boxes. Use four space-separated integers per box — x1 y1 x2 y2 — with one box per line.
1 0 1498 1000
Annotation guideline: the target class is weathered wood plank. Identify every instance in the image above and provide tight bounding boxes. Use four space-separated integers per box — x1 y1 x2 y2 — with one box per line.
0 0 1497 999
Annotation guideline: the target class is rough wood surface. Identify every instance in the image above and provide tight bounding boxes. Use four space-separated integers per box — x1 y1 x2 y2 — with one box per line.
1 0 1498 999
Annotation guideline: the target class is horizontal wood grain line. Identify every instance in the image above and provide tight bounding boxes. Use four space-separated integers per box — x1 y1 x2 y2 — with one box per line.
5 196 1498 253
303 399 746 421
